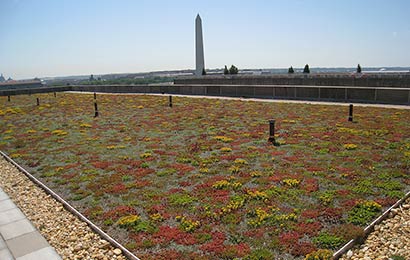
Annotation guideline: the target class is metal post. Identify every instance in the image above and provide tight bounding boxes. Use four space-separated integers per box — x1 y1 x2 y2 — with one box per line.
7 95 10 102
348 104 353 122
169 95 172 107
94 101 99 117
36 98 40 106
54 92 56 98
268 119 275 143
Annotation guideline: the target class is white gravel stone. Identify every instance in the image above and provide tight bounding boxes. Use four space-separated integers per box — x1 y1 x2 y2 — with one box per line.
113 248 122 255
340 199 410 260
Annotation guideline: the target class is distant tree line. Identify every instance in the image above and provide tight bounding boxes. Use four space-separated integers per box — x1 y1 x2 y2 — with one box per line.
287 64 363 74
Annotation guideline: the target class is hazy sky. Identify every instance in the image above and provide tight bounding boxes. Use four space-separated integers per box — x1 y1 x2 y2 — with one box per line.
1 0 409 79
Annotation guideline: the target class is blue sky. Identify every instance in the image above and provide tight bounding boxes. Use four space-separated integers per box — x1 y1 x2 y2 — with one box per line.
1 0 409 79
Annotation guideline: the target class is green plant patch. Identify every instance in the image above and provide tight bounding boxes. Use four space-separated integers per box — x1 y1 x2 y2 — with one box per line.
133 220 158 234
168 193 197 206
312 232 344 249
347 201 382 226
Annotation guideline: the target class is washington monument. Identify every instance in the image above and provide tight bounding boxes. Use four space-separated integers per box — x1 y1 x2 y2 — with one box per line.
195 14 205 76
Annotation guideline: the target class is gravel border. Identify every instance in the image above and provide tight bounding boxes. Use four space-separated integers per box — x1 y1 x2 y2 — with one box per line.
0 156 129 260
339 199 410 260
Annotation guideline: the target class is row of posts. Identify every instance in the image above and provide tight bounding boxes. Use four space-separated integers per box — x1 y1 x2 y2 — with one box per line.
268 104 354 144
6 92 174 118
5 94 355 140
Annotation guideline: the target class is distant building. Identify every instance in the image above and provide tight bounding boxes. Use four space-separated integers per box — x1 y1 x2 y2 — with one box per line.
0 79 43 90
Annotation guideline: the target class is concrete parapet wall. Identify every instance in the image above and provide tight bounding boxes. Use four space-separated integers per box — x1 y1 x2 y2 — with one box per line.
174 73 410 88
170 84 410 105
1 84 409 105
70 85 168 94
0 86 71 96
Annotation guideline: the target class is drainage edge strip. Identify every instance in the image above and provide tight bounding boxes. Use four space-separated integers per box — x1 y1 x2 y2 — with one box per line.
0 150 141 260
333 190 410 259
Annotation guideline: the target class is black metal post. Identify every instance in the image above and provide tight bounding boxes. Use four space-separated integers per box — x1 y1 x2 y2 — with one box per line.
36 98 40 106
268 119 275 143
54 92 56 98
169 95 172 108
7 95 10 102
348 104 353 122
94 101 99 117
